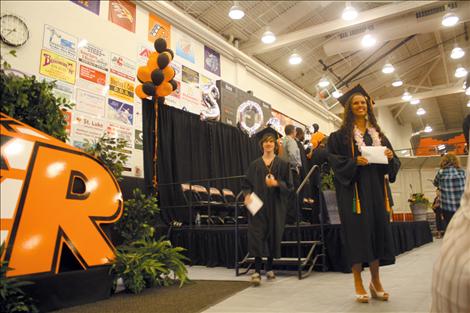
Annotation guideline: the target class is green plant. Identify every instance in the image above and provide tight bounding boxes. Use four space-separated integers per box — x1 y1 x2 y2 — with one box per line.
0 244 39 313
321 168 335 191
408 193 430 206
114 188 159 244
0 54 73 142
111 238 189 293
83 134 129 181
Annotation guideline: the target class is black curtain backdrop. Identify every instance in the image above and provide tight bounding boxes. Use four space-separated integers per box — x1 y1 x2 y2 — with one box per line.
144 100 260 224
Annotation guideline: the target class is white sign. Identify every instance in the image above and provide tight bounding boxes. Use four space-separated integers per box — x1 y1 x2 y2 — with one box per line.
70 112 106 149
75 88 106 118
78 42 109 72
137 42 154 66
110 53 136 82
43 25 78 59
105 121 134 174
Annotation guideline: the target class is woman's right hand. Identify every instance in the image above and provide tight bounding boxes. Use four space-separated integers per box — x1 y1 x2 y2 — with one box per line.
356 156 369 166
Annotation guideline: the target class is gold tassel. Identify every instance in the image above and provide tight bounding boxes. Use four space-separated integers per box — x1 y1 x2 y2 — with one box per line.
384 179 391 212
355 184 361 214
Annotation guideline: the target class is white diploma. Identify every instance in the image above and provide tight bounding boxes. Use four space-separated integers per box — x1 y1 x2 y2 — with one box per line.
246 192 263 216
361 146 389 164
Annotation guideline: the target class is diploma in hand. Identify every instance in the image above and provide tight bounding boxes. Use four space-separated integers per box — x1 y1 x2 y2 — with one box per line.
246 192 263 216
361 146 389 164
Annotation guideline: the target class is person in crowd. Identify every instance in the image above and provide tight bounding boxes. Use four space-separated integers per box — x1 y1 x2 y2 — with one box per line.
431 158 470 313
462 113 469 153
295 127 312 221
242 127 293 286
328 85 401 303
433 153 466 230
308 133 330 224
282 124 302 224
431 188 444 238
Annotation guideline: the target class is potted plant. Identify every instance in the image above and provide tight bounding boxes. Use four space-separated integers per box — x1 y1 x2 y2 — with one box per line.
321 167 338 224
408 192 430 221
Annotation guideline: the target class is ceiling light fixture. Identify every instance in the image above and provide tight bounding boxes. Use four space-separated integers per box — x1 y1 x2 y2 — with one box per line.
424 125 433 133
450 46 465 59
332 90 343 98
382 63 395 74
410 98 420 105
416 107 426 116
441 12 459 27
289 53 302 65
342 2 358 21
228 2 245 20
392 79 403 87
455 66 468 78
401 91 412 101
318 77 330 88
261 30 276 44
361 33 376 48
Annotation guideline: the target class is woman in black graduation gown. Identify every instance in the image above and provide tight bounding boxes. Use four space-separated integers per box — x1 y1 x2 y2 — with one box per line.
328 85 400 303
242 127 293 286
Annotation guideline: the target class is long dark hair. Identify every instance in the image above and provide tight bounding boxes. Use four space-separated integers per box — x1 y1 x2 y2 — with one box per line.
340 92 384 144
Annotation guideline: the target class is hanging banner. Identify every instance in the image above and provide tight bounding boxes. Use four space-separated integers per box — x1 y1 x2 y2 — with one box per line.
43 25 78 60
175 32 196 63
39 49 76 85
182 65 199 86
70 0 100 15
107 98 134 126
75 88 106 118
204 46 220 76
110 53 136 82
109 75 134 103
77 64 107 94
148 13 171 47
78 42 109 72
170 60 182 81
108 0 136 33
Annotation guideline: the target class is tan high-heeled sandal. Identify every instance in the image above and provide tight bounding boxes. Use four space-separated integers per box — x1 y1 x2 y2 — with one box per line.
250 273 261 286
370 282 389 301
355 293 369 303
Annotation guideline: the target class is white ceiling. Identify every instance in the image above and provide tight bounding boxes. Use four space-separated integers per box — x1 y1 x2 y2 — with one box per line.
170 1 470 134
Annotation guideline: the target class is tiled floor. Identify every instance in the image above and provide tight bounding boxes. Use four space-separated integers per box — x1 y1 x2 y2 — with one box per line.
186 239 441 313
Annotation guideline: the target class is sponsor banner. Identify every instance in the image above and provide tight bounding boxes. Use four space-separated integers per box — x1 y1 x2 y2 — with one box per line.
137 42 153 66
109 75 134 103
78 42 109 72
168 80 181 99
134 129 143 150
71 112 106 149
182 65 199 86
105 121 134 172
70 0 100 15
63 110 72 140
130 149 144 178
40 75 75 102
204 46 220 76
107 98 134 125
175 32 196 63
75 88 106 118
108 0 136 33
77 64 107 93
200 74 212 88
39 49 76 84
170 60 182 81
110 53 136 81
43 25 78 60
148 13 171 47
180 82 203 115
133 100 143 129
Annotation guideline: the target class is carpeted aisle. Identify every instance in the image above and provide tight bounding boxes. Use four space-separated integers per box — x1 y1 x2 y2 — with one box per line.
54 280 250 313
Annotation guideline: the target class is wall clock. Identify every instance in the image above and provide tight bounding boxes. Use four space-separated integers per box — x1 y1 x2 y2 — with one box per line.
1 14 30 47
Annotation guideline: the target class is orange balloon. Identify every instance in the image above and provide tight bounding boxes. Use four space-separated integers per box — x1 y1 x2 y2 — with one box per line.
137 66 151 83
135 84 147 99
156 82 173 97
162 66 175 82
147 52 159 70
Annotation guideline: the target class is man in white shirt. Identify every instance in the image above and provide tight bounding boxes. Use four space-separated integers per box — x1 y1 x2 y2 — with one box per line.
283 124 302 224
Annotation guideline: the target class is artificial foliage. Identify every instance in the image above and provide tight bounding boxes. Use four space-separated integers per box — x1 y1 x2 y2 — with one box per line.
321 168 336 191
0 51 73 142
83 134 129 181
408 193 430 206
114 188 160 245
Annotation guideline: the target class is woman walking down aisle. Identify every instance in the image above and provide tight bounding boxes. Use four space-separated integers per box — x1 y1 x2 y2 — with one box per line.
242 127 293 286
328 85 401 303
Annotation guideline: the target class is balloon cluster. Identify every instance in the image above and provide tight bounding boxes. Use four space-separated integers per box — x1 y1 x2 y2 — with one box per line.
135 38 177 102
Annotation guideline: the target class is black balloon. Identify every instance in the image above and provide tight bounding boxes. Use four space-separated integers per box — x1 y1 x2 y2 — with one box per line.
169 80 178 91
157 53 170 69
154 38 167 53
142 82 155 96
165 48 174 60
157 96 165 106
151 69 164 86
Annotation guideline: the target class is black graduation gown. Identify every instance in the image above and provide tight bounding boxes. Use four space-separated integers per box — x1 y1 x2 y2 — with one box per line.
327 129 400 267
242 156 293 258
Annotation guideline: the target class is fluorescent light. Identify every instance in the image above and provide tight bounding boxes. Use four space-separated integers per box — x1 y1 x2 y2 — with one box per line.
455 66 468 78
467 100 470 107
392 79 403 87
401 91 412 101
450 46 465 59
361 34 376 48
342 2 358 21
442 12 459 27
416 107 426 115
228 4 244 20
318 77 330 88
289 53 302 65
410 98 420 105
261 30 276 44
424 125 432 133
382 63 395 74
332 90 343 98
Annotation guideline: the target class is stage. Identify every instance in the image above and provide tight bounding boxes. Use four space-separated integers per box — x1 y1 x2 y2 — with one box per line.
157 221 433 273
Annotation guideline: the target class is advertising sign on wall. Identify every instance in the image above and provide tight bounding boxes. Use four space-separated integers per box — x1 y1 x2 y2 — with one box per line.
70 0 100 15
75 88 106 118
43 25 78 60
78 42 109 72
77 64 107 93
182 65 199 85
110 53 136 81
107 98 134 126
204 46 220 76
109 75 134 103
148 13 171 47
71 112 106 149
39 49 76 84
108 0 136 33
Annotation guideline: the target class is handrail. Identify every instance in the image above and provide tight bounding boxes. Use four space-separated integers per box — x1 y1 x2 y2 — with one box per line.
157 175 246 187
